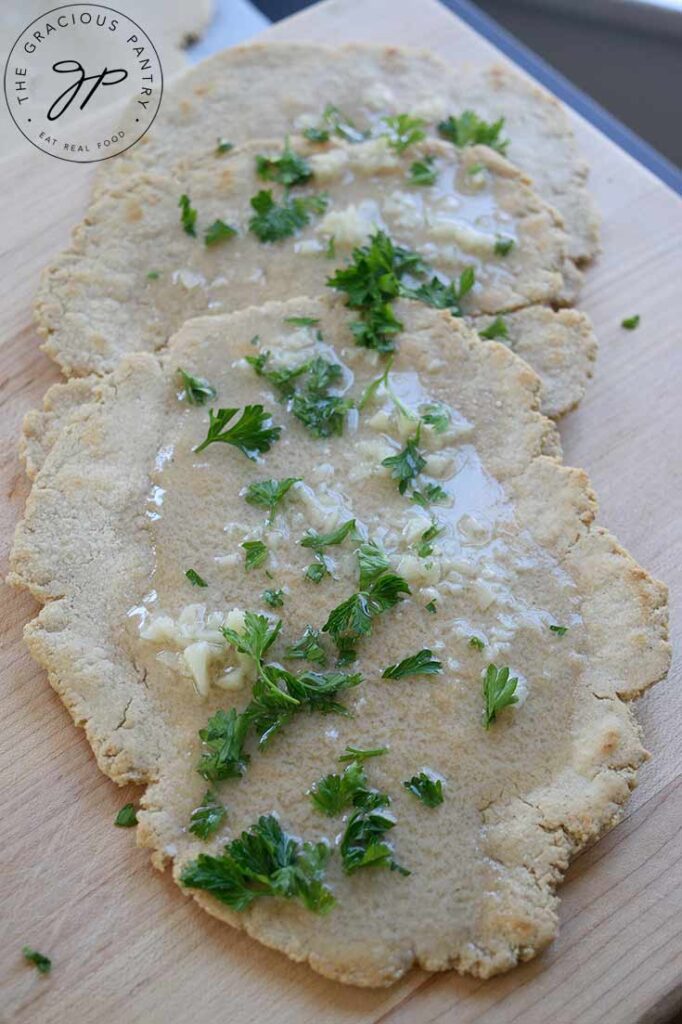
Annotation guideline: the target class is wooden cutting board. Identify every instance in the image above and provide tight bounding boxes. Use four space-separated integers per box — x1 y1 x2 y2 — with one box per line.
1 1 680 1021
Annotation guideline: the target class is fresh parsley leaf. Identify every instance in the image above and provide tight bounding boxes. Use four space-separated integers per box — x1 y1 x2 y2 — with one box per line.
549 624 568 636
284 316 320 326
305 555 331 583
221 611 282 663
262 589 284 608
356 541 389 589
194 405 281 459
437 111 509 154
322 555 410 662
420 402 450 433
382 648 442 679
189 790 227 839
181 813 335 914
381 430 427 494
494 235 514 257
185 568 208 588
416 521 443 558
621 315 640 330
291 387 353 438
467 161 484 175
244 477 300 522
483 664 519 728
403 770 443 807
22 948 51 974
310 759 370 816
308 103 368 144
197 708 251 781
245 349 311 399
408 155 437 186
285 626 327 665
246 665 361 746
382 113 426 154
256 140 312 187
303 125 330 143
410 483 449 507
179 193 197 236
328 232 425 307
469 636 485 651
205 219 238 247
249 189 328 242
340 805 408 876
478 316 508 340
216 138 233 154
177 368 217 406
242 540 268 571
326 235 336 259
425 599 437 614
114 802 137 827
401 266 475 316
301 518 356 550
146 269 160 280
338 745 388 763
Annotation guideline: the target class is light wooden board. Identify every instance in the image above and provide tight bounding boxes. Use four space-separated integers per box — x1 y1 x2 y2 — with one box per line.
1 0 681 1021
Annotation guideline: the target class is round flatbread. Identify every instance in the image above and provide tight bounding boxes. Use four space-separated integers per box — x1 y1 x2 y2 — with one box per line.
92 43 599 262
10 296 668 986
36 135 581 389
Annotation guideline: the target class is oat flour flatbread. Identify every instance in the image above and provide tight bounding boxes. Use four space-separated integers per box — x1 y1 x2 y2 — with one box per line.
92 43 599 262
35 134 587 413
10 297 668 987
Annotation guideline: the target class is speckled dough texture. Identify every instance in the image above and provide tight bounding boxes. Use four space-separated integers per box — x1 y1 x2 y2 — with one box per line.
10 297 669 987
92 43 599 262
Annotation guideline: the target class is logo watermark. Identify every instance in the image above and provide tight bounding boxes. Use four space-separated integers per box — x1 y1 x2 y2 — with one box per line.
3 4 163 162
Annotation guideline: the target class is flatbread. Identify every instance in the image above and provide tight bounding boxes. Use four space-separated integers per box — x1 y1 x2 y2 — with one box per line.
10 296 669 987
92 43 599 262
36 135 580 383
20 303 597 480
473 306 597 419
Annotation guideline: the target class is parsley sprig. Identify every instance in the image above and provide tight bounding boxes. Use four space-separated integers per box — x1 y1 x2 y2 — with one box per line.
437 111 509 154
189 790 227 839
382 113 426 154
403 770 444 807
381 428 427 495
382 648 442 679
300 518 356 550
303 103 369 144
179 193 197 236
249 189 328 242
194 404 281 459
181 814 335 914
256 139 312 187
327 231 426 353
483 664 519 728
244 477 300 523
22 947 52 974
322 544 410 663
248 350 352 438
197 708 251 782
408 155 437 186
479 316 508 340
177 368 217 406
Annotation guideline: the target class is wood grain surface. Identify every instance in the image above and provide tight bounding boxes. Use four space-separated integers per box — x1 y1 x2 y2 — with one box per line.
1 1 681 1021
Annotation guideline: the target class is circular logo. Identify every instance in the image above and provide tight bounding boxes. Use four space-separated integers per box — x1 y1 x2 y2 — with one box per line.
3 4 163 162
